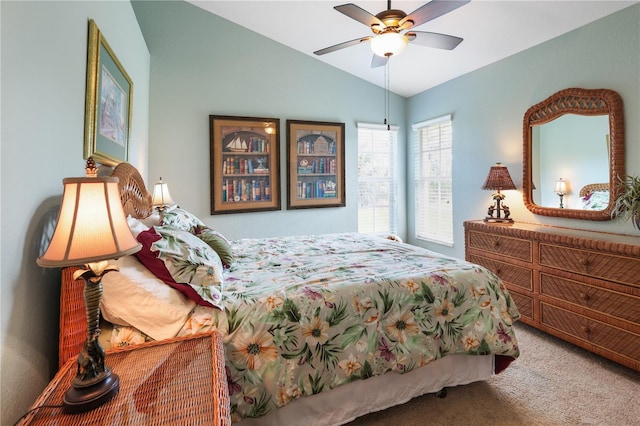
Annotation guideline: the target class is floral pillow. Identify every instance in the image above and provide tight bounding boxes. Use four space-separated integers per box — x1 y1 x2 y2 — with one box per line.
135 226 224 309
193 225 234 268
161 206 205 232
160 207 235 268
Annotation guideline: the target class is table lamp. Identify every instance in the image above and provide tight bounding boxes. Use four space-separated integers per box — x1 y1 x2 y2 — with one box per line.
37 158 141 413
151 177 174 215
554 178 568 208
482 162 517 223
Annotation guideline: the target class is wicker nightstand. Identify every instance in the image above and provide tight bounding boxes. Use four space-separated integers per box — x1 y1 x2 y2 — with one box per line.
19 332 231 425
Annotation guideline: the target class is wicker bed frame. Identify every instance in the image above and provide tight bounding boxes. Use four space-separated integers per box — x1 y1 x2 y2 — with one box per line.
59 162 154 368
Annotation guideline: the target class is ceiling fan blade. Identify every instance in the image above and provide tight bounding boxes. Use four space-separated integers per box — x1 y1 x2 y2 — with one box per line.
314 36 373 56
407 31 463 50
335 3 385 28
400 0 470 29
371 54 388 68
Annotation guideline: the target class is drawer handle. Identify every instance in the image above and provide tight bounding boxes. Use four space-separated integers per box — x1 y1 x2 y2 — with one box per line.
578 258 589 267
579 292 590 301
492 240 500 248
580 325 590 333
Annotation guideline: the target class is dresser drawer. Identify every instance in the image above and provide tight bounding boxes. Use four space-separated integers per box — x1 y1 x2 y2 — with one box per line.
508 290 533 322
468 254 533 291
539 244 640 288
540 273 640 325
467 231 532 262
541 303 640 363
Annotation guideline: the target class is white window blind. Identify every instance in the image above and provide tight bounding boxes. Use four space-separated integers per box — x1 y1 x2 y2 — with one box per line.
413 115 453 245
357 123 398 235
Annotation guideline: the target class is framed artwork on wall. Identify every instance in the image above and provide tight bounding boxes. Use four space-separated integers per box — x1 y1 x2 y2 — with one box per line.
210 115 281 214
286 120 345 209
83 19 133 166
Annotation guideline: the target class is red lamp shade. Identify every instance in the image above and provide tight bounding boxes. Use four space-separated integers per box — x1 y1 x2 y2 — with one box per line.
481 162 516 223
481 163 517 191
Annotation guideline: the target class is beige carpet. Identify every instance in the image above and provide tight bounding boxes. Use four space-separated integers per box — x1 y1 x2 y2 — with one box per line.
347 323 640 426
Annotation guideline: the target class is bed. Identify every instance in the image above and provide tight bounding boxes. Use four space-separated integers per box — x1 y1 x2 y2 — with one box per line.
580 183 610 210
59 162 520 425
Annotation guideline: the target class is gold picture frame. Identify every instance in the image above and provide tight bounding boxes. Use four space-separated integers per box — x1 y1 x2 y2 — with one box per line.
210 115 281 214
286 120 345 209
83 19 133 166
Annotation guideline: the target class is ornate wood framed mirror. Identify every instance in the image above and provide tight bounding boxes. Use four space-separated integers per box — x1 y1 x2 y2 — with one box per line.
522 88 624 220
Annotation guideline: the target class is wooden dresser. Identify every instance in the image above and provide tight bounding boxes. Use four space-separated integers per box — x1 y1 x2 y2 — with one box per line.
464 220 640 372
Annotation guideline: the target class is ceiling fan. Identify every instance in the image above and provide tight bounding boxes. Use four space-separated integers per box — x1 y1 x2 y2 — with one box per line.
314 0 470 67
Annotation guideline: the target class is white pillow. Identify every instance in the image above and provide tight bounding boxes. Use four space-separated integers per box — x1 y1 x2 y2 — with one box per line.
100 256 196 341
140 212 162 228
126 215 149 237
125 213 162 237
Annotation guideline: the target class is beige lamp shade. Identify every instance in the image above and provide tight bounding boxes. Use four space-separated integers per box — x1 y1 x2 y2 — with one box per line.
37 176 141 268
151 177 174 208
481 163 517 191
554 178 568 194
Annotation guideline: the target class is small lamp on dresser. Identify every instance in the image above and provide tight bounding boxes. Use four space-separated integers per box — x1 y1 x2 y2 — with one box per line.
482 162 517 223
37 158 141 413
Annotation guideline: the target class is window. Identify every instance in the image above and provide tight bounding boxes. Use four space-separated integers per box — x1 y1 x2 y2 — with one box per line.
357 123 398 234
413 115 453 245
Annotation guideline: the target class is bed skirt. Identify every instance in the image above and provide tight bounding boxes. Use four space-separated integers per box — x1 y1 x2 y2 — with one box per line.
236 354 494 425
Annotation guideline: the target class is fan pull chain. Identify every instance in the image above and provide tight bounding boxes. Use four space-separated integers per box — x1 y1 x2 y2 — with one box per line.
384 60 390 131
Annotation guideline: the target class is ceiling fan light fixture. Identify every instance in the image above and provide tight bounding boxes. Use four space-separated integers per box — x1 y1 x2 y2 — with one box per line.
370 32 408 57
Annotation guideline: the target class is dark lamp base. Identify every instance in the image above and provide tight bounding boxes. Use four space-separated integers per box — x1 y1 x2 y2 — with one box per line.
484 217 514 224
63 373 120 414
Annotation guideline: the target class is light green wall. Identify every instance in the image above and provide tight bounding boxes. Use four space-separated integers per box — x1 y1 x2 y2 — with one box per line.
406 4 640 258
131 0 408 240
0 1 150 423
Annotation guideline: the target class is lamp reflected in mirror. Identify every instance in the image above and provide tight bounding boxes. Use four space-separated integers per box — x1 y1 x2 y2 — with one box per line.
554 178 569 208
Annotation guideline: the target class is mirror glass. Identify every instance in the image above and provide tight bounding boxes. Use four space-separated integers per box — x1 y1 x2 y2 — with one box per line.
531 114 610 209
522 88 624 221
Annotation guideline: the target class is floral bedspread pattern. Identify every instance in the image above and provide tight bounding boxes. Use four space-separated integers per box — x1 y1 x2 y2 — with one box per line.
581 190 610 210
112 233 520 422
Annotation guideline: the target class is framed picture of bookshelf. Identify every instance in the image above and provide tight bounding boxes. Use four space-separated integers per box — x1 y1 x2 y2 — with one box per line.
210 115 281 214
286 120 345 209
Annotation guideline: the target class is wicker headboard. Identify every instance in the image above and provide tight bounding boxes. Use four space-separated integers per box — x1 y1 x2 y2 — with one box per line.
111 162 153 219
58 162 152 368
579 183 609 198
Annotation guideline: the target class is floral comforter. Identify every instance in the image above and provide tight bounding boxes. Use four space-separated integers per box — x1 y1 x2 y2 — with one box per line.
112 233 520 422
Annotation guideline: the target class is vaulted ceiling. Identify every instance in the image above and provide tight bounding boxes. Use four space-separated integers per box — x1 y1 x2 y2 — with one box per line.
188 1 637 97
